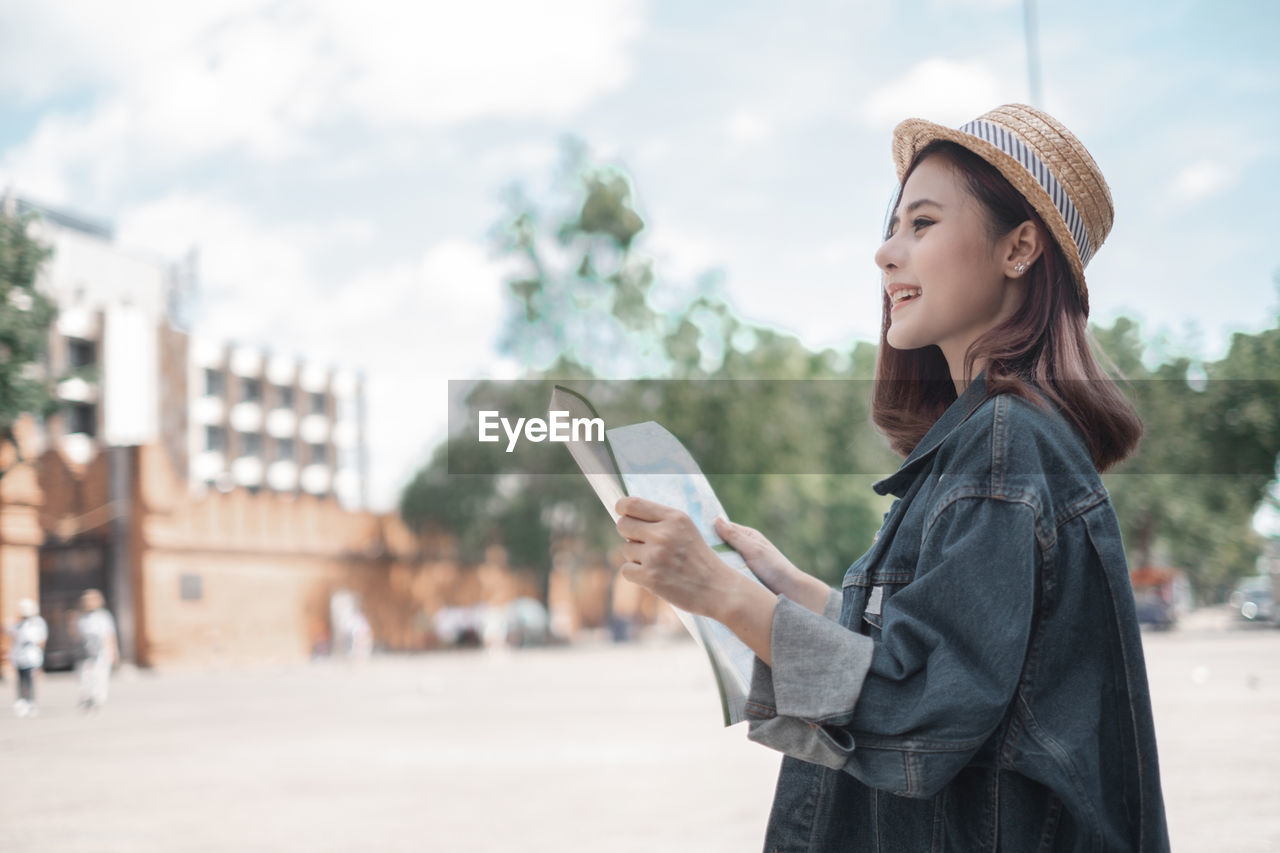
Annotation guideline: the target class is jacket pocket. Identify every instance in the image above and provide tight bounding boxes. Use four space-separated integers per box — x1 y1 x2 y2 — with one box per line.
845 572 911 639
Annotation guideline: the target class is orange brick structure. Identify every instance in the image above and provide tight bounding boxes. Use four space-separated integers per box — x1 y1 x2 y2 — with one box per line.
0 422 45 668
4 434 647 669
2 196 658 670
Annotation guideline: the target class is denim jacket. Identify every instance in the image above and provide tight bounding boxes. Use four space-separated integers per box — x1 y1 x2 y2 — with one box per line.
745 376 1170 852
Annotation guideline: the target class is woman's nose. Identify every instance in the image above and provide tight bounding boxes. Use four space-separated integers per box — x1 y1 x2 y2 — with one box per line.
875 234 900 273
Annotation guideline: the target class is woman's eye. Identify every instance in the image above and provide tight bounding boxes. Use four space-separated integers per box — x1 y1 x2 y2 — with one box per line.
913 218 933 231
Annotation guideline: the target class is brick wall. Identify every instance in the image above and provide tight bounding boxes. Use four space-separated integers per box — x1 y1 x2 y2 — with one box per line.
22 438 652 668
0 417 45 669
133 445 547 666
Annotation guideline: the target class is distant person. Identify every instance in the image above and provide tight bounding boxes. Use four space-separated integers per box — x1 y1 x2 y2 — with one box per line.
75 589 118 711
348 608 373 660
8 598 48 717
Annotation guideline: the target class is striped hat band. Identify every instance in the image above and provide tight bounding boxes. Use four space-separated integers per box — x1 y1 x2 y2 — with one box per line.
957 119 1094 267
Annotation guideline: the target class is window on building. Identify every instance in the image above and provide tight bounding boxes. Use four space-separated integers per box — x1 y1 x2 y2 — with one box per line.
179 573 203 601
67 402 97 436
308 443 329 466
241 377 262 403
309 392 327 415
275 438 295 462
240 432 263 458
67 337 96 370
204 368 225 397
205 426 227 453
275 385 294 409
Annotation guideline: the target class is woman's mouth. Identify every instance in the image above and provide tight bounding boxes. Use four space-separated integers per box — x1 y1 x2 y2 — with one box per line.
890 288 921 311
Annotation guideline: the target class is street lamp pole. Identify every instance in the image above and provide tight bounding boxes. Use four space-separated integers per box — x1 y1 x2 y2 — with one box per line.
1023 0 1044 107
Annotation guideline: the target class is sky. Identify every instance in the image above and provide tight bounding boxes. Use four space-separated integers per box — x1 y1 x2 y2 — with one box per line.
1 0 1278 511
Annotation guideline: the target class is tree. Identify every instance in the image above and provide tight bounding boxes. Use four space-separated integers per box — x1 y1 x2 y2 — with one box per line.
402 142 899 590
409 141 1280 606
0 210 55 481
495 141 667 378
1097 315 1280 600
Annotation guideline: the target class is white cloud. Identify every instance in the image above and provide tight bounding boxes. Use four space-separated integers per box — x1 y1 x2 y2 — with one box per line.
863 58 1011 129
118 194 513 509
311 240 508 362
318 0 645 127
726 110 773 145
0 114 84 204
314 240 513 510
646 227 728 284
1 1 644 122
0 0 646 201
927 0 1018 8
1169 160 1235 203
116 194 321 345
0 2 263 102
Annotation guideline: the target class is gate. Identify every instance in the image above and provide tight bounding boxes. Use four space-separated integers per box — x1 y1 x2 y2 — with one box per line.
38 543 109 671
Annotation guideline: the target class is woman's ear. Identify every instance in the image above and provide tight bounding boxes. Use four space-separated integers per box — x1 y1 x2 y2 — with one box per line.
1005 220 1042 277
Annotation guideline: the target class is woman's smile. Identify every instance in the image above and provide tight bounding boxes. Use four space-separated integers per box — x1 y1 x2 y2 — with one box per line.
887 284 922 311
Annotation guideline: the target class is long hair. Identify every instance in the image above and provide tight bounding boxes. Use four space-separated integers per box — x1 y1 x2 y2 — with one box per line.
871 140 1142 472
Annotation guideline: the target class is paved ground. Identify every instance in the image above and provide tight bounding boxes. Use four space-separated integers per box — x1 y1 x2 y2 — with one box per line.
0 606 1277 852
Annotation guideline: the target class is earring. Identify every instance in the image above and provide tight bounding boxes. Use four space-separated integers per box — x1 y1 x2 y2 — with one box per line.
1014 262 1027 275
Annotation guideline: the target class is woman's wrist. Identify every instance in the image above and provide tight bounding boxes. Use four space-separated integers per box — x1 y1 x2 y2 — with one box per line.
793 573 837 615
767 565 832 614
716 571 778 665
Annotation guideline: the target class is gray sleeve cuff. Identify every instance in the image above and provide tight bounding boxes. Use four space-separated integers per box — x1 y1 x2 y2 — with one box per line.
744 596 874 769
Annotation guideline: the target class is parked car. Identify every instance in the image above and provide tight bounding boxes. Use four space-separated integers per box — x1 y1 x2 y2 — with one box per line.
1133 588 1177 630
1130 567 1183 630
1228 575 1274 623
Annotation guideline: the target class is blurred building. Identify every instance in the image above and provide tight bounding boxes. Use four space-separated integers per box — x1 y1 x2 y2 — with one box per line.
17 194 368 509
187 341 365 508
1 194 621 669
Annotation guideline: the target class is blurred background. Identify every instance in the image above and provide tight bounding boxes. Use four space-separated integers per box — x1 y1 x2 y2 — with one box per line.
1 1 1278 851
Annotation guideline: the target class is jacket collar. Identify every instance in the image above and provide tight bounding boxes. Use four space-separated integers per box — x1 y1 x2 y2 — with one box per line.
873 372 990 497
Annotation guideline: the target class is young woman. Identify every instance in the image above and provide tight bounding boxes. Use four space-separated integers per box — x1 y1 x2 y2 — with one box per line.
614 104 1170 851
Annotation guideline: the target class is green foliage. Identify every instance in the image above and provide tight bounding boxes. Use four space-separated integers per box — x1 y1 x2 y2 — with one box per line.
493 142 668 377
0 212 56 475
404 144 1280 604
1099 317 1280 600
403 143 897 584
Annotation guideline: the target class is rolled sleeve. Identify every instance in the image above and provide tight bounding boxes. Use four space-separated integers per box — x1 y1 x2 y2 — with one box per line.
745 595 874 769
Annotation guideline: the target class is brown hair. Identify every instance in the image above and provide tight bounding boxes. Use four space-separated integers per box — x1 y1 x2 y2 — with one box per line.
871 141 1142 472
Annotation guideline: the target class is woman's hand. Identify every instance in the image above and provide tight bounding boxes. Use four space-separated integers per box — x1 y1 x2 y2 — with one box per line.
715 516 835 616
713 516 801 594
615 496 779 664
615 497 734 620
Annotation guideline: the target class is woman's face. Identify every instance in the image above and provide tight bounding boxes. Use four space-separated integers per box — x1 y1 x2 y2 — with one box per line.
875 155 1025 372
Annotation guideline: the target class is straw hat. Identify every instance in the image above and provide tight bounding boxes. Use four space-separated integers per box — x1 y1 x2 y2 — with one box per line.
891 103 1113 315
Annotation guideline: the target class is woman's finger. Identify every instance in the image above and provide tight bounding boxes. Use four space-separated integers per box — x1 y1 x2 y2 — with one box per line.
615 496 675 522
716 515 759 549
715 515 741 540
620 541 646 565
619 561 645 586
616 515 647 542
617 515 672 546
